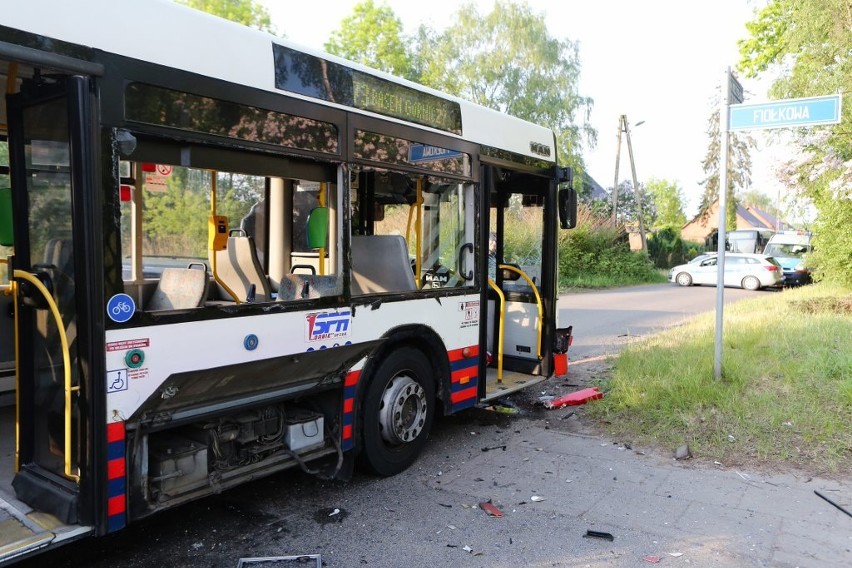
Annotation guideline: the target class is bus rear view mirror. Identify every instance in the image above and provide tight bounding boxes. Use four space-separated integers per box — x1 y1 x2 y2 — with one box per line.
558 187 577 230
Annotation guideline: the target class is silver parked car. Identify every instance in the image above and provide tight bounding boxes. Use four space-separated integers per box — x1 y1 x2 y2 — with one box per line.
668 253 783 290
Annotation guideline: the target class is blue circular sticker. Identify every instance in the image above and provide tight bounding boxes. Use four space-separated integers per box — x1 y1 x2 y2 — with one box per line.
107 293 136 323
244 334 259 351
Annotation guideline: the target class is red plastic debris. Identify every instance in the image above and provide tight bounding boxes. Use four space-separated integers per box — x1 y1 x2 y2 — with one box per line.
642 556 661 563
544 387 603 409
479 500 504 517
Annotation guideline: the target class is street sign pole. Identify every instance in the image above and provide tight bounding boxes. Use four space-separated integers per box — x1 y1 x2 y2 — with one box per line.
714 68 735 381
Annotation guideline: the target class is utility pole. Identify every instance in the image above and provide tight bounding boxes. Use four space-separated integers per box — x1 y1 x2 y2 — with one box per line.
611 114 647 251
611 119 623 227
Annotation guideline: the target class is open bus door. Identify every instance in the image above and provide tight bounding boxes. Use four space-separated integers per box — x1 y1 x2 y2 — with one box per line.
0 72 94 560
481 165 564 401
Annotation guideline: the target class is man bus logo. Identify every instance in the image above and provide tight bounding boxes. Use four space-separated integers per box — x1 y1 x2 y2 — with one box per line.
306 310 352 342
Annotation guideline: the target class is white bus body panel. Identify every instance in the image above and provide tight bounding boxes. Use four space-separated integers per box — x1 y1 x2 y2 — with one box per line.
5 0 555 164
105 295 480 418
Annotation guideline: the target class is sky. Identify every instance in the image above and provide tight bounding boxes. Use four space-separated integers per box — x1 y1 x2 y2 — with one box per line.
259 0 787 218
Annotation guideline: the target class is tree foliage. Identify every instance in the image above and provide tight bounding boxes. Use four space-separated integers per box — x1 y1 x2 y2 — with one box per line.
644 177 686 228
697 99 754 231
414 1 594 169
326 1 595 170
176 0 276 33
324 0 413 79
738 0 852 285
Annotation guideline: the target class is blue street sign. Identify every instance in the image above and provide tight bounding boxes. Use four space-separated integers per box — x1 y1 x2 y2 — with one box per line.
729 94 842 131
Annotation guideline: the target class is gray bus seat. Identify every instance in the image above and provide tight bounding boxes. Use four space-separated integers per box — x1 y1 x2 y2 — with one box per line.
210 235 272 302
148 266 209 310
351 235 416 295
278 274 339 301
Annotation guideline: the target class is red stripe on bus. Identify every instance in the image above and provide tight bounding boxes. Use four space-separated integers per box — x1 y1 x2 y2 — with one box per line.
107 422 125 443
450 386 477 404
343 398 353 413
108 458 126 480
345 370 361 387
342 424 352 440
107 495 126 516
448 345 479 362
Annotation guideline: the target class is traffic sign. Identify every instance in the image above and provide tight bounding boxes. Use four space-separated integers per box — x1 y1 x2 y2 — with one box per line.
728 75 743 104
729 94 842 131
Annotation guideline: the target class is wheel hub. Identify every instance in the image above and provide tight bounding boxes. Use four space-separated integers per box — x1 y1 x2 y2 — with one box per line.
379 375 427 445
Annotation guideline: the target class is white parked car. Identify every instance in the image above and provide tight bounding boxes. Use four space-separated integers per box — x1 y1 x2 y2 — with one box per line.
668 253 783 290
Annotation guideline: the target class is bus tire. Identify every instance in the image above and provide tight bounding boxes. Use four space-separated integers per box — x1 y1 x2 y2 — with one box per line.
359 347 435 476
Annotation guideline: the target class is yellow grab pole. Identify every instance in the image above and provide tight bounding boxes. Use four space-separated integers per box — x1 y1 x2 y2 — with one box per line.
209 171 239 302
318 183 326 276
13 270 78 482
414 178 423 289
487 278 505 383
498 264 544 360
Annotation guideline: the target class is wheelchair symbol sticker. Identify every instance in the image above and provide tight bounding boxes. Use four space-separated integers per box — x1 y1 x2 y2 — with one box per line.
107 369 129 393
107 293 135 323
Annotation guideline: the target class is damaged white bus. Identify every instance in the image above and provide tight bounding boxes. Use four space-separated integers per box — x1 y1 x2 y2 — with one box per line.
0 0 576 562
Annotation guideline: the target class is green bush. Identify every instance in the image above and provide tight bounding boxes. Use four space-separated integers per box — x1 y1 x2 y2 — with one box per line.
646 225 702 269
557 206 663 288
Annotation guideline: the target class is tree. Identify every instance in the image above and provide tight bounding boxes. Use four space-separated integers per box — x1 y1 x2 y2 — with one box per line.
739 0 852 285
324 0 414 79
413 1 595 169
697 98 754 231
644 178 686 228
176 0 276 33
597 181 656 231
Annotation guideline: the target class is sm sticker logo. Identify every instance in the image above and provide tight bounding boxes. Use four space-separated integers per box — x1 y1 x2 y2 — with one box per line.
306 311 351 342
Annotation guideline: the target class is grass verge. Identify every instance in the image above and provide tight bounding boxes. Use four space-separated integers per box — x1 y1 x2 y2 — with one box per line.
587 283 852 474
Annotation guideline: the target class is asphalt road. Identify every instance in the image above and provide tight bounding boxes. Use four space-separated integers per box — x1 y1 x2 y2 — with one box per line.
558 282 765 361
25 283 849 568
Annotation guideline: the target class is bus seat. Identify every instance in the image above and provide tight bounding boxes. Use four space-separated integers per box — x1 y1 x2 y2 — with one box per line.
147 266 208 311
278 274 339 301
210 235 272 302
351 235 416 295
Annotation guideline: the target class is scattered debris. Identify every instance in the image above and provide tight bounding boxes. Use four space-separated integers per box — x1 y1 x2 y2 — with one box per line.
674 444 691 460
479 500 504 517
583 530 614 541
815 490 852 518
668 552 684 557
727 434 736 443
462 545 473 553
481 445 507 452
313 507 348 525
237 555 322 568
544 387 603 409
530 496 545 502
439 503 453 508
642 555 662 563
484 403 520 415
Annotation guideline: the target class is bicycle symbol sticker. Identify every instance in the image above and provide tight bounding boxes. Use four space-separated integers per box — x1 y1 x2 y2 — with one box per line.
107 293 136 323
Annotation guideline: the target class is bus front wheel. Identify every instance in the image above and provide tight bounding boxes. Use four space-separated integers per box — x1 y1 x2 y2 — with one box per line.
359 347 435 476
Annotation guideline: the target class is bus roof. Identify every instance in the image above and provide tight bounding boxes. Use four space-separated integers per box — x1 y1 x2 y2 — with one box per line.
4 0 557 164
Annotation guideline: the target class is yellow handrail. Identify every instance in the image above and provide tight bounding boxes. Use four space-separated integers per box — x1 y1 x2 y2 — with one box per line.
414 178 423 289
318 182 326 276
498 264 544 360
13 270 79 482
2 260 18 471
486 277 505 384
208 171 240 303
